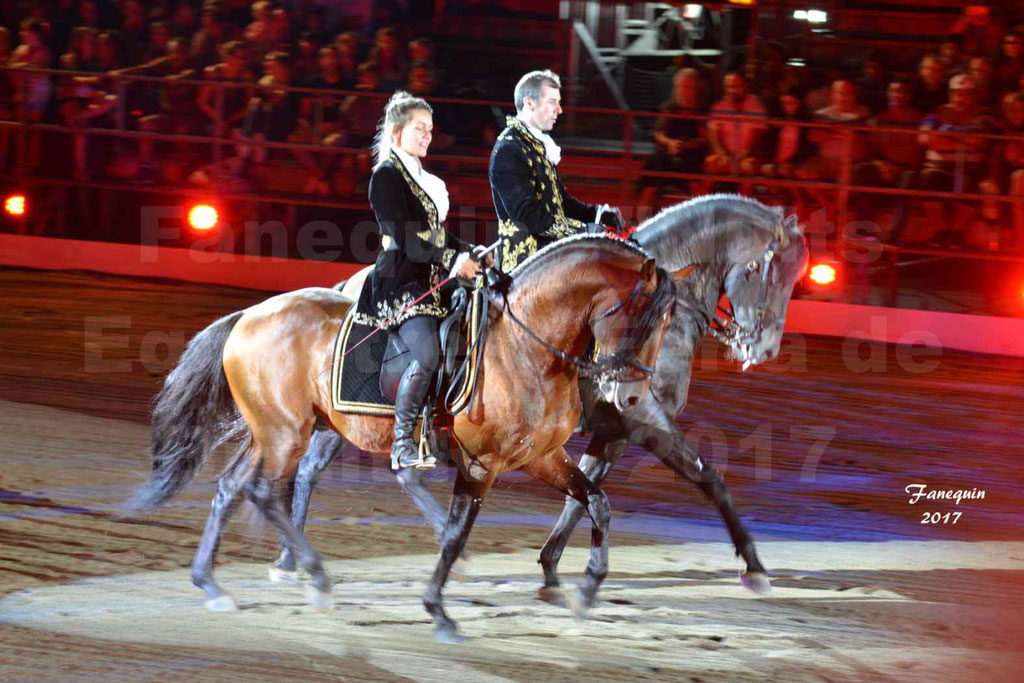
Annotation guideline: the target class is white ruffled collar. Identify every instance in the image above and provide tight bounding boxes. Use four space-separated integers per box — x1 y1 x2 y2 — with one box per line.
392 146 450 222
516 113 562 166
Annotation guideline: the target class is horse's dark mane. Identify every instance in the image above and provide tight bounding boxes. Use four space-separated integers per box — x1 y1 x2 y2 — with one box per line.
507 234 672 370
509 233 652 280
633 193 789 269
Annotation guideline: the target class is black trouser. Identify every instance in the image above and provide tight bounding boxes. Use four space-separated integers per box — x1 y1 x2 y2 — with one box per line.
396 315 439 375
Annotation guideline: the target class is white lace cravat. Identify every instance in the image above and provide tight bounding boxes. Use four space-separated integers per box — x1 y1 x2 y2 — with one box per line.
392 146 450 222
517 114 562 166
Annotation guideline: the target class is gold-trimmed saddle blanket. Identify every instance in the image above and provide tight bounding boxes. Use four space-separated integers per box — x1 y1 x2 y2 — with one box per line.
330 288 484 416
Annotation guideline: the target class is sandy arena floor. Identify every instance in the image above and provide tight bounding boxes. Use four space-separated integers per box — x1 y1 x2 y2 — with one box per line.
1 268 1022 682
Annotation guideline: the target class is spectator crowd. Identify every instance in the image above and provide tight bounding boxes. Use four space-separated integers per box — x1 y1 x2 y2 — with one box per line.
1 1 1024 249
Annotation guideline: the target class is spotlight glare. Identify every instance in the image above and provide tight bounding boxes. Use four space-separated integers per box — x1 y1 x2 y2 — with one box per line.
188 204 218 231
4 194 26 216
809 263 837 286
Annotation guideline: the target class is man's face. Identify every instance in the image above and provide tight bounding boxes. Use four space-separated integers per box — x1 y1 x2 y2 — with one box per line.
526 82 562 132
724 74 746 102
674 74 700 107
831 80 857 110
318 46 337 72
887 81 910 109
920 57 945 88
950 85 975 111
968 57 992 86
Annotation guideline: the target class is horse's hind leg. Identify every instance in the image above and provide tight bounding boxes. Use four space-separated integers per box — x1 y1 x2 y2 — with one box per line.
423 470 493 643
191 457 256 611
527 447 611 615
538 435 626 600
245 475 333 611
271 428 345 580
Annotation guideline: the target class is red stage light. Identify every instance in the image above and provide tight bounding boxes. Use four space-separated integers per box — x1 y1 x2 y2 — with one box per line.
188 204 218 230
809 263 837 286
4 194 26 217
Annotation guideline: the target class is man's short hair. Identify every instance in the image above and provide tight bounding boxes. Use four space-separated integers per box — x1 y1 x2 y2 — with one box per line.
514 70 561 111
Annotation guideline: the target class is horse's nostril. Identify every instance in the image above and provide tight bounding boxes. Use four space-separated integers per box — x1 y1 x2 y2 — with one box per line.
627 396 639 407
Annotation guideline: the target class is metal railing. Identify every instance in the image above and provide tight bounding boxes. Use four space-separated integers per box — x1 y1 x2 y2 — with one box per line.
2 66 1023 311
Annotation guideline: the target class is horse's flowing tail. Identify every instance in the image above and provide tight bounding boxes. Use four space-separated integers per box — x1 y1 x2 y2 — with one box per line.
127 311 245 512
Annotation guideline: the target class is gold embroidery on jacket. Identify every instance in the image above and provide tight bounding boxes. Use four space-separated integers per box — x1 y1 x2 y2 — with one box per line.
389 150 443 247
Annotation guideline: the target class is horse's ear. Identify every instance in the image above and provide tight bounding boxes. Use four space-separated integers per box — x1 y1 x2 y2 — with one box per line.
774 220 791 248
672 264 697 282
641 258 657 282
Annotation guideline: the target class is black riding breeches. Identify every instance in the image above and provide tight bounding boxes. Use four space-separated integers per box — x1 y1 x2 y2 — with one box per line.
397 315 440 374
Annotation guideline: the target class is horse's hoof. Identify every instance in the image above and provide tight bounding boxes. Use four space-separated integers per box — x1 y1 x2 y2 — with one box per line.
433 625 466 644
536 585 566 606
306 585 334 612
740 571 772 595
565 586 592 620
204 594 238 612
268 566 299 583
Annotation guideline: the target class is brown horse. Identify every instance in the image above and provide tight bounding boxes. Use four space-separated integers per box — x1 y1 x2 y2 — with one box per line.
130 234 676 641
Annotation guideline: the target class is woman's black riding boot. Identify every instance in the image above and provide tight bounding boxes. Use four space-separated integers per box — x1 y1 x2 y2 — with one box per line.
391 359 436 470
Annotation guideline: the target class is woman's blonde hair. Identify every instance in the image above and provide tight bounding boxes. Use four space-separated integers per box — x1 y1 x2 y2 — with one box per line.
374 90 432 168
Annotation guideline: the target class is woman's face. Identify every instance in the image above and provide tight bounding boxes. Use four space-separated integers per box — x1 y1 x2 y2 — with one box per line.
79 31 97 60
1003 34 1024 60
395 108 433 159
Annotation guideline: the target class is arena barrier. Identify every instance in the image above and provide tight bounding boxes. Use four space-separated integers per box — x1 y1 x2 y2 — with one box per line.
1 233 1021 358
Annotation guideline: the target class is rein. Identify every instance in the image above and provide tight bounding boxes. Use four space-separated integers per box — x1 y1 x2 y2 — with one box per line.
500 274 658 383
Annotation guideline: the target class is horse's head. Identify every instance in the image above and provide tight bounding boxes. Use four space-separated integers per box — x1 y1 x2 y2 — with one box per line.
589 257 675 411
717 213 808 367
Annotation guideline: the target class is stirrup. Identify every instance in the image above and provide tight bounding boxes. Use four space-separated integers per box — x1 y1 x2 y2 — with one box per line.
415 436 437 470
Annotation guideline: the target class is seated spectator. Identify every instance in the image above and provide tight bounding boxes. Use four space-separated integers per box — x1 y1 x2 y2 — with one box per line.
852 78 923 225
938 35 968 76
334 31 361 87
235 51 300 169
762 86 814 180
198 41 256 138
96 31 122 71
170 1 198 38
949 1 1003 58
911 54 948 116
967 56 998 110
291 45 350 195
190 6 226 68
797 79 871 182
857 49 889 115
0 27 14 168
409 38 435 71
293 32 320 83
57 27 117 181
269 8 294 54
891 75 995 245
979 92 1024 248
340 63 383 181
804 68 842 113
117 0 148 67
761 87 814 215
9 18 53 169
245 1 276 57
142 21 172 63
367 27 407 92
705 71 766 178
638 67 708 213
112 37 198 182
994 32 1024 95
74 0 102 31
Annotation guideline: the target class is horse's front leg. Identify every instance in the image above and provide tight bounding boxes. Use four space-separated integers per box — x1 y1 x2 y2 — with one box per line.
423 469 493 643
528 447 612 614
627 408 771 594
271 429 345 580
537 434 626 602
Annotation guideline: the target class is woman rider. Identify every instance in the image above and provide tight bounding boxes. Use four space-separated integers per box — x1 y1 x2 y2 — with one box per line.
367 91 489 469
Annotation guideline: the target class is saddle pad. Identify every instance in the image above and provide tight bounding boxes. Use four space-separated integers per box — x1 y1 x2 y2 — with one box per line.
330 288 483 416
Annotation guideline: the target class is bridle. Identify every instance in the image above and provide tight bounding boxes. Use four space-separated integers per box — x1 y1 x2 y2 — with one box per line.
500 272 663 386
708 237 780 349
